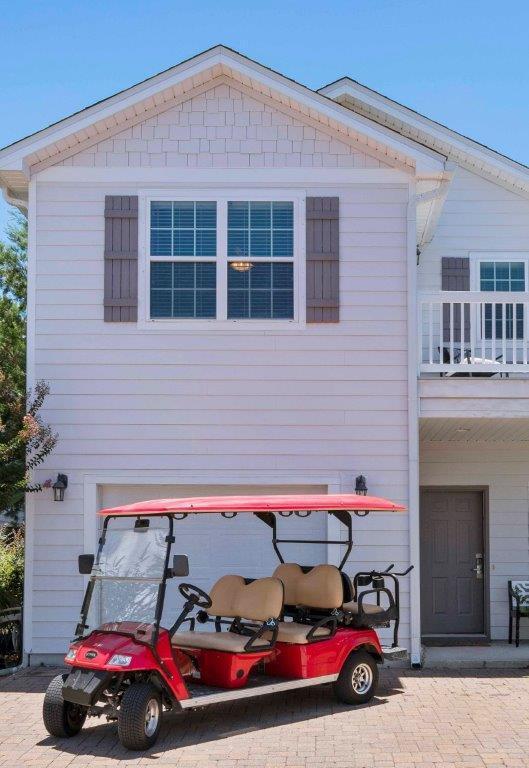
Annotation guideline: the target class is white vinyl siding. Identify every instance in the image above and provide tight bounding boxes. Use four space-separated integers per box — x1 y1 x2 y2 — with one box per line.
418 167 529 293
29 177 410 658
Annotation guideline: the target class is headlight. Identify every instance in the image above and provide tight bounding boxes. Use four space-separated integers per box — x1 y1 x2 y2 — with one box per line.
65 648 77 661
108 654 132 666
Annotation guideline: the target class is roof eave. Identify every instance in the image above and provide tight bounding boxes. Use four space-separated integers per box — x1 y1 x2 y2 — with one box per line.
319 78 529 195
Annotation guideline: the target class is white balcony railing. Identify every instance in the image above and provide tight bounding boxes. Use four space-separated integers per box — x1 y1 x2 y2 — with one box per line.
419 291 529 375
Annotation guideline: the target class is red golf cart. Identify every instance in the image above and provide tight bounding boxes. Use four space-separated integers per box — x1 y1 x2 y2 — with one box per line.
43 493 410 750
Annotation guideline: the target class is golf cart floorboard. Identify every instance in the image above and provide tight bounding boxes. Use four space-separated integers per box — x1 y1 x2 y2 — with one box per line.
181 673 339 709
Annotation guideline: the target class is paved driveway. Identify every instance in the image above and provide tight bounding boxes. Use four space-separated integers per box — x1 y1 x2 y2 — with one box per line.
1 666 529 767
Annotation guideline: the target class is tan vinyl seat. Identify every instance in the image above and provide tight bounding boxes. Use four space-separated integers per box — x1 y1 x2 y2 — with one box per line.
273 563 343 610
172 575 283 653
272 563 344 644
274 621 331 644
173 630 251 652
342 600 386 616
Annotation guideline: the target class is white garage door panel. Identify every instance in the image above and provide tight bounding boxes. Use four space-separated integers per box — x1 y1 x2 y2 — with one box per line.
99 484 328 629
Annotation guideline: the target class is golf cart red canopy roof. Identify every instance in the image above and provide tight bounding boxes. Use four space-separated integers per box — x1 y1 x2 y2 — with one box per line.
99 493 406 517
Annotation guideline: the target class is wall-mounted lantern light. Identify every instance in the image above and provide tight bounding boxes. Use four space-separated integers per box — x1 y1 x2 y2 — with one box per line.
52 474 68 502
355 474 368 496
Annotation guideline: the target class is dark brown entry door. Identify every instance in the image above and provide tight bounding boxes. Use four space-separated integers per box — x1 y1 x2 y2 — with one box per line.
420 490 485 636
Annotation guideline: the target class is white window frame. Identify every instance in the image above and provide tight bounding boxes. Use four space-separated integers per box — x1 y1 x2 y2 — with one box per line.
470 252 529 293
138 189 306 330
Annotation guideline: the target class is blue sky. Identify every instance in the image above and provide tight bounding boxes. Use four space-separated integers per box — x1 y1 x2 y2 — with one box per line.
1 0 529 238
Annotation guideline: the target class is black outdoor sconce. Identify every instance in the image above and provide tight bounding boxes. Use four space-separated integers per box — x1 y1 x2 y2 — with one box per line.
52 474 68 502
355 474 368 496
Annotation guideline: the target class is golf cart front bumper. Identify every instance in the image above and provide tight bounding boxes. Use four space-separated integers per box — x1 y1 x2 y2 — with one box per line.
62 668 112 706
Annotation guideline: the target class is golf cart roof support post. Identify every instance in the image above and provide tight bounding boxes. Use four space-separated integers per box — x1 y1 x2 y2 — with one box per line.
329 510 353 570
254 512 284 563
152 514 174 646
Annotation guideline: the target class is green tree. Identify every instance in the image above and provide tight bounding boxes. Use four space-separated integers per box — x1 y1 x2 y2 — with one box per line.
0 212 57 520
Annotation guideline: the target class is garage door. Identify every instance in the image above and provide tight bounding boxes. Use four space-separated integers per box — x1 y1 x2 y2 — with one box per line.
98 483 327 629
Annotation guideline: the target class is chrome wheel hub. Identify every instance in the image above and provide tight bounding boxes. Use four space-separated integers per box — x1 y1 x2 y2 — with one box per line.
351 662 373 694
144 698 160 737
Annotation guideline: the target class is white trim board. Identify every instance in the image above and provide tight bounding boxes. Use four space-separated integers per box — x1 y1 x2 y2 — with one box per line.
34 167 412 184
22 179 37 660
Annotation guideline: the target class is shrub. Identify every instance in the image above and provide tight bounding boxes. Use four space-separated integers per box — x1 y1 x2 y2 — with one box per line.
0 526 24 610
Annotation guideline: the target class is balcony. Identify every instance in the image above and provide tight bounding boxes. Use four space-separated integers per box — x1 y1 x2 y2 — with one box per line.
419 291 529 377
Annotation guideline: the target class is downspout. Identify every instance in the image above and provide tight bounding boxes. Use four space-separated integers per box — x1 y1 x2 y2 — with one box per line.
406 180 422 667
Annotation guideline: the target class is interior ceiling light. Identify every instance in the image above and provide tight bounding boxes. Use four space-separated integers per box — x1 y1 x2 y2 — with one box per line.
230 262 253 272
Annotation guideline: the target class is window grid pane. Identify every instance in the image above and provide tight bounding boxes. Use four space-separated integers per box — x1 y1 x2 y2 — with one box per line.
151 201 216 258
480 261 526 292
227 201 293 258
151 261 216 318
228 262 293 319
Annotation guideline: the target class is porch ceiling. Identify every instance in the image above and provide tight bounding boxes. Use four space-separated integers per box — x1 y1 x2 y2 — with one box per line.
420 417 529 443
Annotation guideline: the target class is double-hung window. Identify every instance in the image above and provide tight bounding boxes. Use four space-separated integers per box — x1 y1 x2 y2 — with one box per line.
146 197 296 323
150 201 217 319
227 201 294 319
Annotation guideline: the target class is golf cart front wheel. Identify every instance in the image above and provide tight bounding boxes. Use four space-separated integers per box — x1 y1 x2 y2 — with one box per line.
118 682 162 750
43 673 87 737
333 649 378 705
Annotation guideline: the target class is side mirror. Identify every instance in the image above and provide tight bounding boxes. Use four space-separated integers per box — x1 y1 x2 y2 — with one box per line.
78 554 95 574
170 554 189 578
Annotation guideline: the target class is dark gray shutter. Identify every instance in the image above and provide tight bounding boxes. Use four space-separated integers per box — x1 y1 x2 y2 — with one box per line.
104 195 138 322
442 257 470 347
306 197 339 323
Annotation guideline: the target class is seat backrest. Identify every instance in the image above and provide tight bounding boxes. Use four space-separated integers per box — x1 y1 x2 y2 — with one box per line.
509 580 529 607
273 563 343 610
207 575 283 622
208 575 246 617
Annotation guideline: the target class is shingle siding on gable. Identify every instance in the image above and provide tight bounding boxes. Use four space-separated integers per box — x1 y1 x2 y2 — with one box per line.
60 84 389 169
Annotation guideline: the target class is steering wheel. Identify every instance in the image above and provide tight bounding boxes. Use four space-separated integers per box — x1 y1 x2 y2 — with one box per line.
178 583 212 609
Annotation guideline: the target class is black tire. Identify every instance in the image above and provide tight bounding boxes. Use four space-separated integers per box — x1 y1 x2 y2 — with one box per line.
43 673 87 737
118 682 162 751
333 649 379 705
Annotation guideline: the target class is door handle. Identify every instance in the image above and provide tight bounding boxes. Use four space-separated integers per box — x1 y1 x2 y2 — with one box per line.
471 553 483 580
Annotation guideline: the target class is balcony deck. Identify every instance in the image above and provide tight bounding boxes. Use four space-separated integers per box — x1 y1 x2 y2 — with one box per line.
419 290 529 377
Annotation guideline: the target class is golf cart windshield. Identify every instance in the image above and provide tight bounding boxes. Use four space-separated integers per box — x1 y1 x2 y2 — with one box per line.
81 516 171 642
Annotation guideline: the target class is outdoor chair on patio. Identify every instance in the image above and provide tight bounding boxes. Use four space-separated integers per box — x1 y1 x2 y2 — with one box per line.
439 347 508 378
508 580 529 647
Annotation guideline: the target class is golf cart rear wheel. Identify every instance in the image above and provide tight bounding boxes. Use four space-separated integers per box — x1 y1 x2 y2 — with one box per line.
118 682 162 750
333 649 378 705
43 673 87 737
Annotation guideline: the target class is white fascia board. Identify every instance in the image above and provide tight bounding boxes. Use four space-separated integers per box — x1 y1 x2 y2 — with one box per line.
320 79 529 189
0 47 445 175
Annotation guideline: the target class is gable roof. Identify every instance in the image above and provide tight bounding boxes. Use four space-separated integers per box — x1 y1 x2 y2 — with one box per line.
319 76 529 198
3 43 528 219
0 45 446 208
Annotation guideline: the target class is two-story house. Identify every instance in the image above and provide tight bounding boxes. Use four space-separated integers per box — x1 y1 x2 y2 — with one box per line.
2 46 529 666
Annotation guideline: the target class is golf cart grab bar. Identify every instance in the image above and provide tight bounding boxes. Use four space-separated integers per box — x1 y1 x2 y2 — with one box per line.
353 565 414 648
